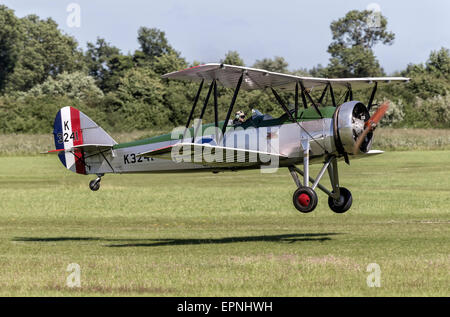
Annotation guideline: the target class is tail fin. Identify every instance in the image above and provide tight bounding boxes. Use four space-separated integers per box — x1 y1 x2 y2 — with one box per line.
52 106 116 174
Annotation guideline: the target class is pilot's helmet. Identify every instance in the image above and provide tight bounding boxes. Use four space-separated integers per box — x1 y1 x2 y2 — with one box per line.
235 110 245 120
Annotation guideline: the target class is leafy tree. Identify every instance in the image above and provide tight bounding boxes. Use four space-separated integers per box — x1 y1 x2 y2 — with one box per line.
134 27 185 75
115 67 169 128
290 68 310 77
253 56 289 73
102 54 134 92
116 68 163 103
395 48 450 100
309 64 328 78
221 51 245 66
137 27 176 60
327 45 384 77
0 5 20 93
5 15 84 93
151 51 187 75
162 80 197 126
329 10 394 49
85 37 120 90
426 47 450 80
326 10 394 77
403 71 447 100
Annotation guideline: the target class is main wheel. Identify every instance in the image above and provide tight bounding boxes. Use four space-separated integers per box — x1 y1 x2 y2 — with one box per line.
89 179 100 191
293 186 318 213
328 187 352 213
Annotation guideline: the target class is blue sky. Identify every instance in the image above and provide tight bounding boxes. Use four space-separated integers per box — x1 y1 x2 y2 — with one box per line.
1 0 449 74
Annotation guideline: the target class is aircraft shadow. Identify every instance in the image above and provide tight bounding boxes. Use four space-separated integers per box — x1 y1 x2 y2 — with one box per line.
13 233 340 248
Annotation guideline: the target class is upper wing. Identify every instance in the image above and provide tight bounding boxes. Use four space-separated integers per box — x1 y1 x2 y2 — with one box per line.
137 143 288 167
162 63 410 91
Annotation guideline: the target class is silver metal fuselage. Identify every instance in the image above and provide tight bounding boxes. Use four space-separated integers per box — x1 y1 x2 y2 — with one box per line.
86 118 339 175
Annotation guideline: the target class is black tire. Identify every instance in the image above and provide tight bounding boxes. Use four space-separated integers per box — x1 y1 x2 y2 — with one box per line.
89 179 100 191
328 187 352 213
293 186 318 213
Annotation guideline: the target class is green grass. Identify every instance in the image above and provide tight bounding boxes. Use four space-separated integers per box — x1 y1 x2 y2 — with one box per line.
0 151 449 296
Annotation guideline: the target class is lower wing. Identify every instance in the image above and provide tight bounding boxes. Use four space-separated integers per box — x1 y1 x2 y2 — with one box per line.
137 143 288 167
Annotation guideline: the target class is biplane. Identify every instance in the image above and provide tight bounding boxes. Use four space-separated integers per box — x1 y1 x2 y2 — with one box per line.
45 64 409 213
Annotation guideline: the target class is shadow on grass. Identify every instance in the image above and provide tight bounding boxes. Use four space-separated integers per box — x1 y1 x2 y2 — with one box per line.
13 233 340 247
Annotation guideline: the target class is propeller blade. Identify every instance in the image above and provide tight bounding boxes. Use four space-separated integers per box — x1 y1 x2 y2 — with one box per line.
353 101 390 155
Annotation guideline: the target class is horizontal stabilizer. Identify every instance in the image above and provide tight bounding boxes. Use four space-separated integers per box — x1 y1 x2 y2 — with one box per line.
42 144 113 154
71 144 114 152
42 149 65 154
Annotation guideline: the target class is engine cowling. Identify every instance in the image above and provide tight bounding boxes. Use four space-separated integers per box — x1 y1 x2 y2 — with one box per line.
333 101 373 155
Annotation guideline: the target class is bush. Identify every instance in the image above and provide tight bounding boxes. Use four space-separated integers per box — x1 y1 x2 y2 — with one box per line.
413 94 450 128
23 72 103 100
0 95 109 133
380 99 405 127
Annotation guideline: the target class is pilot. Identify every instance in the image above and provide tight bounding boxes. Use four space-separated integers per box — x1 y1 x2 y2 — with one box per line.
232 110 246 126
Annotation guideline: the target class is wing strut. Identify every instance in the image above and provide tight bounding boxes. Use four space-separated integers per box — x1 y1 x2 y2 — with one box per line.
242 72 328 154
299 81 323 119
318 83 330 105
213 80 219 137
294 82 299 119
271 88 291 119
299 81 308 109
344 84 353 102
367 82 378 111
184 79 204 138
329 83 336 107
271 87 328 154
221 72 244 137
193 79 215 142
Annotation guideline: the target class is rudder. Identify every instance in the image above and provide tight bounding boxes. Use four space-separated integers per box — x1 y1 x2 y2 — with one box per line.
53 106 116 174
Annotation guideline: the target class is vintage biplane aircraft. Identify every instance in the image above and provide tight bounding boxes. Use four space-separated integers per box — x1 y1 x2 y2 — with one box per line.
45 64 409 213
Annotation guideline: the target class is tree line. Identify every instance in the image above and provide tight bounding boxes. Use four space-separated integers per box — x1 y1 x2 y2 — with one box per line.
0 5 448 134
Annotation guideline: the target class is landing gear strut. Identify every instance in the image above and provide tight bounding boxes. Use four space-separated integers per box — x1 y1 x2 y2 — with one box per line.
289 152 352 213
89 174 103 191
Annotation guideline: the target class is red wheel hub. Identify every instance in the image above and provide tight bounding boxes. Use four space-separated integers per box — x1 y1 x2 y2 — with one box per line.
298 193 310 207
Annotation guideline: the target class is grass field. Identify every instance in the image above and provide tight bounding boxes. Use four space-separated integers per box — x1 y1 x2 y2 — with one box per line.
0 151 449 296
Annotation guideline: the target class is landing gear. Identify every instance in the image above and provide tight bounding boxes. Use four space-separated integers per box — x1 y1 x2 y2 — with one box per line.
89 174 103 191
328 187 352 213
289 151 352 214
293 186 318 213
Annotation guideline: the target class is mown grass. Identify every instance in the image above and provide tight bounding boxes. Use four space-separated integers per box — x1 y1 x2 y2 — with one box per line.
374 128 450 151
0 151 448 296
0 128 450 156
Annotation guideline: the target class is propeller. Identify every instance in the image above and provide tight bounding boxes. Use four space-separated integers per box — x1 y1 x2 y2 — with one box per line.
353 101 390 155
